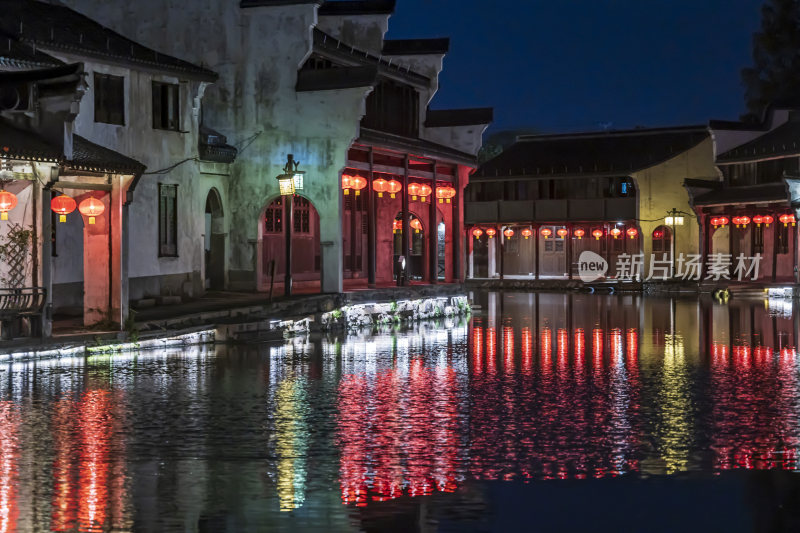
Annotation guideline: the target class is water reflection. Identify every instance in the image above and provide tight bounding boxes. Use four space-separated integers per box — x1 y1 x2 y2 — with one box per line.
0 293 797 529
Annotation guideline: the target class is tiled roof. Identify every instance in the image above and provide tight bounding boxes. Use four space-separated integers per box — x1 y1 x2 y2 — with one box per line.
0 120 145 174
716 120 800 163
71 135 145 175
425 108 493 128
359 127 477 166
382 39 450 56
0 30 63 68
199 126 237 164
0 119 61 162
240 0 321 6
474 126 709 180
692 183 788 206
318 0 396 15
0 0 216 81
296 65 378 91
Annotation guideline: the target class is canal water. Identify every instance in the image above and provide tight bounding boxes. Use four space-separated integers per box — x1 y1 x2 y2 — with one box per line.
1 292 800 532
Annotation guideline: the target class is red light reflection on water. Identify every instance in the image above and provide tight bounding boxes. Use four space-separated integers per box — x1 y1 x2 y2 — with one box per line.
337 361 459 505
521 327 533 373
0 403 19 533
503 326 515 373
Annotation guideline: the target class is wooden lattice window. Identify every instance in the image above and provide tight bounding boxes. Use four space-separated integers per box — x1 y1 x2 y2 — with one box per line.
265 198 283 234
152 81 180 131
294 197 311 234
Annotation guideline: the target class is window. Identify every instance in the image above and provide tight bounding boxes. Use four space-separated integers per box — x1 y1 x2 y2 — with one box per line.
152 81 180 130
94 73 125 125
361 80 419 138
265 198 283 234
159 184 178 256
294 197 311 234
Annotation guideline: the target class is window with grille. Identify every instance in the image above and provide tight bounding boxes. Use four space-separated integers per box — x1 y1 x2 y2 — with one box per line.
294 197 311 234
152 81 180 131
94 73 125 125
158 184 178 257
265 198 283 234
361 79 420 138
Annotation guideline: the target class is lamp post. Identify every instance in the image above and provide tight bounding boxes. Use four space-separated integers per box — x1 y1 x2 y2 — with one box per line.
665 208 685 278
276 154 305 297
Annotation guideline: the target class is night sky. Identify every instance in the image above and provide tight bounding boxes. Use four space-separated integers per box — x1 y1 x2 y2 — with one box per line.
387 0 764 134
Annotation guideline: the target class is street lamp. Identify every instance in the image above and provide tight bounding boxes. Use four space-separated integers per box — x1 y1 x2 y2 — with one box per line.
276 154 305 296
666 208 685 278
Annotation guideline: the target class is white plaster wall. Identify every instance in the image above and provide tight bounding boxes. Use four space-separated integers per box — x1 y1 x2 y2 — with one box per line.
423 124 490 156
60 1 373 292
0 181 37 287
38 52 209 298
316 13 390 54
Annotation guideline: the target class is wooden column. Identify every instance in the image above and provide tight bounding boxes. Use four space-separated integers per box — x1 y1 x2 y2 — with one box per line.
402 155 410 283
567 223 574 280
453 173 461 282
428 163 438 284
367 148 376 288
534 225 540 280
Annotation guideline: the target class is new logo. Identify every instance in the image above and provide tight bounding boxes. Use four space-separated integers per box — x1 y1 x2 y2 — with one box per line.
578 251 608 282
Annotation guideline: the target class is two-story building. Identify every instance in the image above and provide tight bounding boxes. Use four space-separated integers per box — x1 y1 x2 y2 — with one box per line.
465 126 717 280
1 0 229 333
61 0 492 294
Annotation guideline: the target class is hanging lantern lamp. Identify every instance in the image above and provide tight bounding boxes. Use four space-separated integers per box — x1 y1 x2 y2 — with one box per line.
437 186 456 203
472 228 483 239
410 218 422 233
762 215 773 227
780 214 797 227
753 215 763 226
0 190 17 221
485 228 497 239
592 229 604 240
738 216 751 228
503 228 514 238
342 174 353 195
521 228 533 239
393 219 402 234
407 183 421 201
386 179 402 199
540 228 552 239
574 228 585 239
51 194 77 223
373 178 388 198
626 227 638 239
556 228 569 238
78 197 105 225
351 175 367 196
610 227 622 239
419 184 432 203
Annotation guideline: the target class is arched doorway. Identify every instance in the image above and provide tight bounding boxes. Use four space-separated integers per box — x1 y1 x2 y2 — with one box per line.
205 188 225 291
393 213 425 280
652 225 673 260
261 195 321 293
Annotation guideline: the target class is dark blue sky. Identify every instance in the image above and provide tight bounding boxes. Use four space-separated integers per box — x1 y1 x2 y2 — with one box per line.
387 0 764 134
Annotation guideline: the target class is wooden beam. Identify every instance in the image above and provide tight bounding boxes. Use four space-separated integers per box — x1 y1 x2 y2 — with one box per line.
53 181 112 191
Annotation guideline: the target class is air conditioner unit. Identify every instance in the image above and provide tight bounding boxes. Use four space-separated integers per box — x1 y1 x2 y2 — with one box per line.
0 83 33 112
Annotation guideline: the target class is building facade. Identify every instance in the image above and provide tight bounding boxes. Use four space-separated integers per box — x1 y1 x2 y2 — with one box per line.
61 0 491 294
465 126 717 281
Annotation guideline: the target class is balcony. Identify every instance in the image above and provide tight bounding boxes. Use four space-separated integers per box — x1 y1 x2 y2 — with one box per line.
464 197 636 224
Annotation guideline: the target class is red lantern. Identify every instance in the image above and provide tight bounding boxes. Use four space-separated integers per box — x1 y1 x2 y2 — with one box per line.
503 228 514 238
351 175 367 196
393 219 402 233
780 214 796 227
408 183 421 201
653 230 664 239
540 228 552 239
711 216 730 227
78 197 105 225
472 228 483 239
410 218 422 233
762 215 773 227
738 216 751 228
342 174 353 195
556 228 568 238
386 179 402 199
521 228 533 240
626 227 638 239
610 227 622 239
0 190 17 221
418 184 432 203
373 178 388 198
51 194 76 223
485 228 497 239
574 228 585 239
436 186 456 203
592 229 603 240
753 215 763 226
